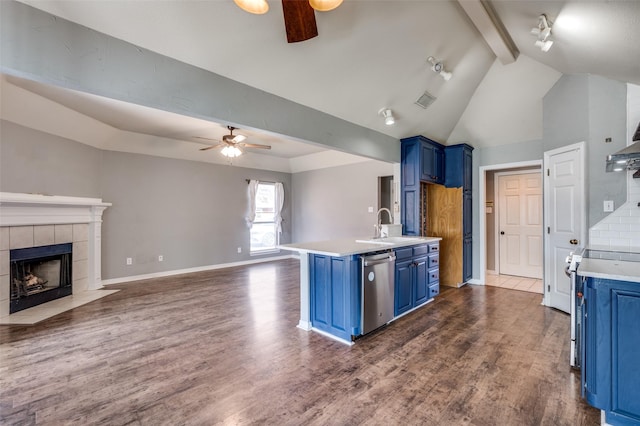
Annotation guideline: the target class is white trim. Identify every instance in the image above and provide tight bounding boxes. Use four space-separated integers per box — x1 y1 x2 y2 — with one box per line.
479 160 542 285
102 254 296 286
297 320 312 331
467 278 483 285
310 327 354 346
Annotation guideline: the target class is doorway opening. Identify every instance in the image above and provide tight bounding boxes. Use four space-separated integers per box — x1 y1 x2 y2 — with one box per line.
479 161 543 295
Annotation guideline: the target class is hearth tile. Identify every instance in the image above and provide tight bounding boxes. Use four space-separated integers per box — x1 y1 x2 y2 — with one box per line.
74 277 88 292
54 224 72 243
9 226 34 249
0 250 8 276
0 227 8 250
0 274 8 301
73 241 88 261
0 289 119 325
34 225 55 246
0 299 7 318
73 259 88 281
73 224 88 242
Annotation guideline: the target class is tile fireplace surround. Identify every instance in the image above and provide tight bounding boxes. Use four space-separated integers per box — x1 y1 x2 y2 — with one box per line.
0 192 115 324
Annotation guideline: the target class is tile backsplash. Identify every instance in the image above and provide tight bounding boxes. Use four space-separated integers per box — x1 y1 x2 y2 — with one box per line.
589 83 640 249
589 174 640 249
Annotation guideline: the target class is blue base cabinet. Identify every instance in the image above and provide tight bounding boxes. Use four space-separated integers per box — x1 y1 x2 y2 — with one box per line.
581 277 640 425
394 242 439 317
309 253 360 341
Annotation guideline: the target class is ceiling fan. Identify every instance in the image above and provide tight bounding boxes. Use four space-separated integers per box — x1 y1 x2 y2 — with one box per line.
196 126 271 158
234 0 343 43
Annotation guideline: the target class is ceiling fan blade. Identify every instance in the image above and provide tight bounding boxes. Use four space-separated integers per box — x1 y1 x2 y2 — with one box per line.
242 143 271 150
199 145 220 151
282 0 318 43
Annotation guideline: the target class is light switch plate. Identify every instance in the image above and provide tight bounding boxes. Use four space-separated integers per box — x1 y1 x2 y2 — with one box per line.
604 200 614 212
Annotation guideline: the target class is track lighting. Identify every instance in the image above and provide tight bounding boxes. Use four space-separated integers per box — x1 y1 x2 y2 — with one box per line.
427 57 452 81
531 14 554 52
378 108 395 126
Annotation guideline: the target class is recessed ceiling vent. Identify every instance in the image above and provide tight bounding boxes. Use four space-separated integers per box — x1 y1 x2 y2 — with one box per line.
415 91 437 109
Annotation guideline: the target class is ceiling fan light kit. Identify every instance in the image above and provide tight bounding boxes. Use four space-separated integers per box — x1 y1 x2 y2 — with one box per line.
531 14 554 52
221 145 243 158
308 0 343 12
235 0 342 43
234 0 269 14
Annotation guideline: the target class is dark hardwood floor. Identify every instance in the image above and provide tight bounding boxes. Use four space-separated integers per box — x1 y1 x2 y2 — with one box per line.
1 259 600 425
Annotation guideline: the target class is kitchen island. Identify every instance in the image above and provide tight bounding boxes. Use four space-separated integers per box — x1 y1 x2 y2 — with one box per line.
279 236 442 344
577 253 640 426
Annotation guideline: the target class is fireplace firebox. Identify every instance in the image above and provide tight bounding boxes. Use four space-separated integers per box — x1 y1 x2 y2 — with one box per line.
10 243 73 313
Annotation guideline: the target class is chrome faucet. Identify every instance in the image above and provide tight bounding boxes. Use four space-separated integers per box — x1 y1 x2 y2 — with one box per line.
374 207 394 238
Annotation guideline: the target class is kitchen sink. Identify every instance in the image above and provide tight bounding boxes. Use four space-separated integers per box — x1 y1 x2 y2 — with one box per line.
355 237 425 245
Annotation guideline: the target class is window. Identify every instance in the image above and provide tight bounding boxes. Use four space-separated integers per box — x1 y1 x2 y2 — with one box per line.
250 182 278 253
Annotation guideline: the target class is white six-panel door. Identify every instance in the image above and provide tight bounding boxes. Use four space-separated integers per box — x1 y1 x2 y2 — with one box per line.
498 172 543 279
544 142 585 314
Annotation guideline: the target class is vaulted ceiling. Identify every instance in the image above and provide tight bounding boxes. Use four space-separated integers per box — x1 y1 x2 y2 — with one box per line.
3 0 640 171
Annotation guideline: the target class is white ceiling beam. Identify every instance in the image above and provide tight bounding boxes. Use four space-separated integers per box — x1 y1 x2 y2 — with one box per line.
457 0 519 65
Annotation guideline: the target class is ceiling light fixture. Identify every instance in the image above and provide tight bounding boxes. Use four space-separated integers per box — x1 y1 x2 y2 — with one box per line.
234 0 269 14
221 145 243 158
235 0 342 14
531 14 554 52
378 108 395 126
309 0 343 12
427 57 453 81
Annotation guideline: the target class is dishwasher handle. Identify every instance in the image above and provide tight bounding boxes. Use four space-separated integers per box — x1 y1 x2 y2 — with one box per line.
363 253 396 267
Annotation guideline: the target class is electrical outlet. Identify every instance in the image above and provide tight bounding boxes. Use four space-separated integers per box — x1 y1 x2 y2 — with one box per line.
237 247 242 254
368 206 374 213
604 200 614 212
158 255 163 262
126 257 132 265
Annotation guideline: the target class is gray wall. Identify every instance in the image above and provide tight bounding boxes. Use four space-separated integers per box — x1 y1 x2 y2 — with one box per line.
292 160 394 242
473 74 628 279
1 0 398 163
1 121 291 280
0 121 103 197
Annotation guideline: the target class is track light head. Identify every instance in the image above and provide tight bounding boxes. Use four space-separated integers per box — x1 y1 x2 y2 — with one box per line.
378 108 395 126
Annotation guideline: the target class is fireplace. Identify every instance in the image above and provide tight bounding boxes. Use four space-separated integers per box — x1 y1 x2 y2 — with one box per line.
10 243 73 313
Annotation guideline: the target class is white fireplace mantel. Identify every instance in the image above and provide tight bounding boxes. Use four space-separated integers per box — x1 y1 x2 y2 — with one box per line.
0 192 111 291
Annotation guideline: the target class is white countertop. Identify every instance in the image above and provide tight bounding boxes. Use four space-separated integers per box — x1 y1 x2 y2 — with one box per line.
278 236 442 257
578 258 640 284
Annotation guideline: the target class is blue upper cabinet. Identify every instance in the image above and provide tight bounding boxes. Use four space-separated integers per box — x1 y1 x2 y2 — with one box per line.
401 136 445 235
444 143 474 190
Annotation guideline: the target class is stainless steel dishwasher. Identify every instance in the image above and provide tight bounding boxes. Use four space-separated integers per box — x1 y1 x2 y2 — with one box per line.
361 252 396 335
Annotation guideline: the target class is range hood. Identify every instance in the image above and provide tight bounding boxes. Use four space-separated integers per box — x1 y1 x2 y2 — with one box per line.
606 122 640 174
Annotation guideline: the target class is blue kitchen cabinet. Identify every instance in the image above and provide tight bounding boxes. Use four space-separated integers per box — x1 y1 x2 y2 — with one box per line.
394 258 413 316
309 253 360 341
581 277 640 425
445 143 474 284
394 243 439 316
401 136 445 235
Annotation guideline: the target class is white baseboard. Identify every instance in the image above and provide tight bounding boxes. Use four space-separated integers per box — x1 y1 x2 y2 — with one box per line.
102 254 296 286
467 278 484 285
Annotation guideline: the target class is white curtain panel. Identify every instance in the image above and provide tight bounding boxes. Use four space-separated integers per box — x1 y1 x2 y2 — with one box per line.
246 179 259 228
275 182 285 235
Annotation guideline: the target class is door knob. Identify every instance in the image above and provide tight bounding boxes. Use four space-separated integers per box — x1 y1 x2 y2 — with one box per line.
570 239 578 245
500 231 505 235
